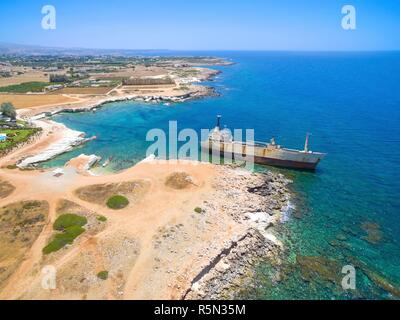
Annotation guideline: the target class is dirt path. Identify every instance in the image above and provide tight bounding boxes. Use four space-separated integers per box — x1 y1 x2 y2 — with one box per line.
0 160 228 299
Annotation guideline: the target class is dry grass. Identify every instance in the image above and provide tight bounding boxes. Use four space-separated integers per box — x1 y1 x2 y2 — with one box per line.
0 200 49 290
52 87 113 95
0 72 49 87
75 180 150 206
121 84 176 90
53 233 140 299
0 180 15 199
0 94 78 109
165 172 195 190
92 66 168 79
55 199 106 234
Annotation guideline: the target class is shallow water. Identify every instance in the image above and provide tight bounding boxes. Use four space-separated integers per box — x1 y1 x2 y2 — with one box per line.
46 51 400 299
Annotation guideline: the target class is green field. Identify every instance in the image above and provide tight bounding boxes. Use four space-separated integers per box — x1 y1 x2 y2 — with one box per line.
0 127 41 154
0 82 53 93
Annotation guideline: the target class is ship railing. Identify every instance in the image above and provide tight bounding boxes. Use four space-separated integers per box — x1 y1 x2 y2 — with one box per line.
207 138 268 148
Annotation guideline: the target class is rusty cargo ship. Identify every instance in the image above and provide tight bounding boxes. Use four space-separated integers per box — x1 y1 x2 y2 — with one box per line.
201 116 326 170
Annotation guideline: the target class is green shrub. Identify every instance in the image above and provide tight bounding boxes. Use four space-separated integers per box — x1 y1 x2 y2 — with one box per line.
42 214 87 255
96 215 107 222
97 271 109 280
106 195 129 210
194 207 203 214
42 225 85 254
53 213 87 231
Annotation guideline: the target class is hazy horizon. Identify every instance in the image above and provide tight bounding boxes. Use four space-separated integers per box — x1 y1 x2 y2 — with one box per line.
2 41 400 54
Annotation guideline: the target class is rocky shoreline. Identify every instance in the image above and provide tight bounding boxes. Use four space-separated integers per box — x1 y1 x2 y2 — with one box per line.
16 120 95 168
184 228 281 299
184 166 292 300
16 75 219 168
29 86 218 121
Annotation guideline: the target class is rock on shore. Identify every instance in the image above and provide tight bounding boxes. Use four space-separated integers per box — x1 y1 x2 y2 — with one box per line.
184 166 292 300
17 122 90 168
65 154 102 173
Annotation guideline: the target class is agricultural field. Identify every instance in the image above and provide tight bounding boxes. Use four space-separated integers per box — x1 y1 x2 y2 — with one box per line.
52 86 114 95
0 94 78 109
0 82 53 93
0 69 50 87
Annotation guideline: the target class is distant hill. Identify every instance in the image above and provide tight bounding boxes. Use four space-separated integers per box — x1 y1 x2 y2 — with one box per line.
0 42 171 57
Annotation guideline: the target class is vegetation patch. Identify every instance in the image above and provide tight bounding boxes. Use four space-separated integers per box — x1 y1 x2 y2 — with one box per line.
53 213 87 231
0 200 49 290
0 180 15 198
194 207 203 214
1 102 16 119
43 213 87 255
96 215 107 222
97 270 109 280
75 180 149 206
52 87 113 95
106 195 129 210
0 82 53 93
165 172 194 190
0 128 41 155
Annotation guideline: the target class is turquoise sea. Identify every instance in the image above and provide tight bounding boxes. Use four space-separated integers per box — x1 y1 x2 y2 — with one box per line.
46 51 400 299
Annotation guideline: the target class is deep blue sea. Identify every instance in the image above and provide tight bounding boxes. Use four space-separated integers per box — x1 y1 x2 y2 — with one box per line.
47 51 400 299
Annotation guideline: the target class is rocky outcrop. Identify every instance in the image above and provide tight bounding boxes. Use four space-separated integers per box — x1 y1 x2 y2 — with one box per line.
17 124 94 168
183 166 292 300
184 228 281 299
65 154 101 173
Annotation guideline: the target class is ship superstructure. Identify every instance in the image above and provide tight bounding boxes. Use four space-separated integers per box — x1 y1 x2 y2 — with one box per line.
201 116 326 170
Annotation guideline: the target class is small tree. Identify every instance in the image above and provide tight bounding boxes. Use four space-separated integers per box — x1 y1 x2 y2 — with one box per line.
0 102 17 120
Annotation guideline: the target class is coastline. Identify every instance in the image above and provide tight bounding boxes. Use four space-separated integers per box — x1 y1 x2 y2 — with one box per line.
0 60 293 300
183 167 291 300
9 66 221 169
0 159 291 299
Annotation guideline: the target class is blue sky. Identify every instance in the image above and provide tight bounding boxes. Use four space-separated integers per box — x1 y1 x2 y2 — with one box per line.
0 0 399 50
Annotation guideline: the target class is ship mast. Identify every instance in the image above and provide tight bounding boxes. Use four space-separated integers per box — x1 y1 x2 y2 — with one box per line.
304 133 310 152
216 115 221 130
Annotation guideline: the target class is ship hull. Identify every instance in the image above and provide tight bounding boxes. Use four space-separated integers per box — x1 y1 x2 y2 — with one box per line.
253 155 319 170
201 141 324 170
